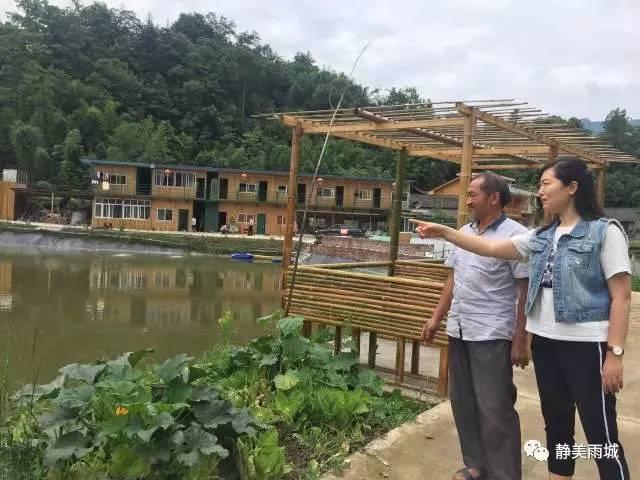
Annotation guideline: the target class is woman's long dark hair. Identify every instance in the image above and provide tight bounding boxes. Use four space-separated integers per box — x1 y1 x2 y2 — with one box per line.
536 157 605 221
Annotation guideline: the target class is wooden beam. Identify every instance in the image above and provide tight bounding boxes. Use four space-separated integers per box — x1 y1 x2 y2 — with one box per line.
456 103 605 165
429 145 549 156
298 117 464 134
329 130 461 163
458 113 475 228
596 167 607 209
331 131 406 151
472 164 542 170
282 123 302 310
389 147 408 276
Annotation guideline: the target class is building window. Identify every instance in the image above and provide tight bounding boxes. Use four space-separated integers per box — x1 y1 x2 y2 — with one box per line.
123 199 150 219
278 185 287 193
109 174 126 185
239 183 257 193
277 215 284 225
318 188 335 198
157 208 173 221
175 171 195 187
237 213 255 224
153 170 195 187
356 190 372 200
95 198 122 218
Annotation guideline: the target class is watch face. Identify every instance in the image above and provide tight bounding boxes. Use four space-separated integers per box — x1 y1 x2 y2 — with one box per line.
613 346 623 356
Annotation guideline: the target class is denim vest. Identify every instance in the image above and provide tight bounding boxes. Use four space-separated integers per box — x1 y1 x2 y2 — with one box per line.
525 218 625 323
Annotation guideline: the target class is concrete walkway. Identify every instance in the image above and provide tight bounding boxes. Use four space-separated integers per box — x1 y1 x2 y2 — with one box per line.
324 292 640 479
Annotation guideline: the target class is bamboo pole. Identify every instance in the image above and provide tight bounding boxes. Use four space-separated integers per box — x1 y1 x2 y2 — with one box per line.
282 123 302 307
411 341 421 375
389 147 407 276
457 112 475 228
596 166 607 209
396 338 406 384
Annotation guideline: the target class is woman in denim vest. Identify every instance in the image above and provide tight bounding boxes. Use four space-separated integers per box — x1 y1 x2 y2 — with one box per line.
412 158 631 480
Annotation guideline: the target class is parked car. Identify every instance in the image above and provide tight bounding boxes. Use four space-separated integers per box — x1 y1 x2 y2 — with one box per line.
314 224 365 238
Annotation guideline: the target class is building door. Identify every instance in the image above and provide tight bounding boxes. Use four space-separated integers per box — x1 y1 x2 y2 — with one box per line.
178 209 189 231
218 211 227 229
219 178 228 200
196 178 205 199
336 186 345 207
209 178 219 200
373 188 382 208
136 167 152 195
297 183 306 205
258 181 268 202
256 213 266 234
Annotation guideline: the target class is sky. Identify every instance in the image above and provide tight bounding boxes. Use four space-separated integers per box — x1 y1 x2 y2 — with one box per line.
1 0 639 120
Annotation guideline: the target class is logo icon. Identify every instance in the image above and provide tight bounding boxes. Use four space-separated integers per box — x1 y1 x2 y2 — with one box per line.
524 440 549 462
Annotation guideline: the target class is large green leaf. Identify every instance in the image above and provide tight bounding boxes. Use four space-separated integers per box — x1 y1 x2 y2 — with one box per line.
136 412 175 443
164 378 192 403
154 354 193 383
230 408 256 435
193 399 234 428
39 406 79 432
353 369 385 394
252 429 290 479
12 374 65 402
183 425 228 458
105 349 153 380
44 431 93 466
60 363 106 384
274 370 299 391
276 316 304 337
100 414 130 436
109 444 151 479
190 385 220 403
258 353 278 368
55 385 95 409
273 391 306 423
324 352 359 372
281 337 310 364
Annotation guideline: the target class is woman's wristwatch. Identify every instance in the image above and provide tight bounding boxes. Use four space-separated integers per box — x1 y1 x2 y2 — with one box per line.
607 345 625 357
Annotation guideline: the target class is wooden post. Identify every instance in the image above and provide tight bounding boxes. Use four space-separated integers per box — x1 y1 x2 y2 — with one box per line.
410 340 420 375
457 113 475 228
437 347 450 396
596 166 606 210
388 147 407 276
542 144 560 224
395 338 406 384
282 123 302 308
334 326 342 355
368 332 377 369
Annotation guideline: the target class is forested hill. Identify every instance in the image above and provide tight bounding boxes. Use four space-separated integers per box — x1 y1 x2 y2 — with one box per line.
1 0 639 204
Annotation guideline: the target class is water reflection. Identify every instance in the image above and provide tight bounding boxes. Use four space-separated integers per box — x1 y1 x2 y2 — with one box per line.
0 253 281 388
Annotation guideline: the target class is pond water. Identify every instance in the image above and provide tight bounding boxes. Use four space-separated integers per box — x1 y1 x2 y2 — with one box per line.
0 251 282 389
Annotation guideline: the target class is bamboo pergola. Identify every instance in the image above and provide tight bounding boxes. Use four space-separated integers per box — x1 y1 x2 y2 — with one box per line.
256 99 640 395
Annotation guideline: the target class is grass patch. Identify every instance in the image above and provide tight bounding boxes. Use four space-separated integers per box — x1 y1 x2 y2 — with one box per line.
633 276 640 292
1 313 432 479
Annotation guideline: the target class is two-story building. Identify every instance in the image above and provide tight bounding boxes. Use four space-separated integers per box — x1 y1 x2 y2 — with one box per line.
86 160 403 235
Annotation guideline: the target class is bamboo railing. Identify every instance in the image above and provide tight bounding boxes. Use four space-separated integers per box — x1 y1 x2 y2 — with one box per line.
286 259 452 395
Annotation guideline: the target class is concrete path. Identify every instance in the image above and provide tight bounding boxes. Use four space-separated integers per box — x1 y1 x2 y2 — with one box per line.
325 292 640 480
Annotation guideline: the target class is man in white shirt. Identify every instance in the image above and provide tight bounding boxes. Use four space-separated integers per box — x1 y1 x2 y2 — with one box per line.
422 173 529 480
